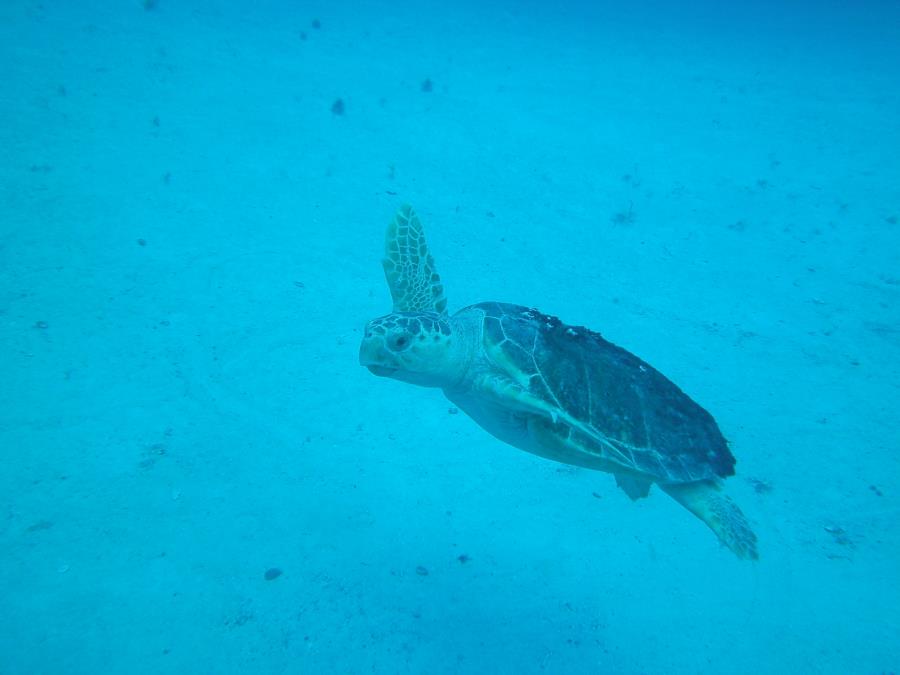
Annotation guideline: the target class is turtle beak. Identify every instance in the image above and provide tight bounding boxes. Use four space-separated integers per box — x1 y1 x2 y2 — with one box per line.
367 365 397 377
359 337 397 377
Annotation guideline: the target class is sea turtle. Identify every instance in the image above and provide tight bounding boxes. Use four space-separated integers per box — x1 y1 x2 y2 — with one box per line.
359 205 758 559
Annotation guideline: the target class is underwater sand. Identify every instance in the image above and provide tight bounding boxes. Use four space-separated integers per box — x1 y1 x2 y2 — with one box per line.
1 1 898 673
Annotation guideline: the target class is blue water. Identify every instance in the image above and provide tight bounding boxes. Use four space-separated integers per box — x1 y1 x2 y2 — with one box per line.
2 1 898 673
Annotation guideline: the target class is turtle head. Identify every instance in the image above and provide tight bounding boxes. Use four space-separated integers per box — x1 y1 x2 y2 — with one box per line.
360 312 464 388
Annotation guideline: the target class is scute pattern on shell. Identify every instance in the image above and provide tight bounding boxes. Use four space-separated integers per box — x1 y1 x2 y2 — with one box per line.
474 302 736 483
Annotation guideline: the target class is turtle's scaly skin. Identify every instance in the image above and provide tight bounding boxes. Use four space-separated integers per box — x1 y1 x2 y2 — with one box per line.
360 206 759 560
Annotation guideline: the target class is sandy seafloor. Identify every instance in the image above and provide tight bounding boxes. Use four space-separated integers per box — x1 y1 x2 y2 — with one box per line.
1 1 898 673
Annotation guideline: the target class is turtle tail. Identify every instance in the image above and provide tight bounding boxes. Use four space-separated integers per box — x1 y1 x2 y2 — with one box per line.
660 481 759 560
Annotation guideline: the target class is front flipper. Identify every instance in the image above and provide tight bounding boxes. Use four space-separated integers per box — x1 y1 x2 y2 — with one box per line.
615 474 653 500
382 205 447 315
661 481 759 560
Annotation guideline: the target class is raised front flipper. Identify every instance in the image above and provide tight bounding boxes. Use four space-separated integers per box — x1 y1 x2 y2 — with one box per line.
382 205 447 315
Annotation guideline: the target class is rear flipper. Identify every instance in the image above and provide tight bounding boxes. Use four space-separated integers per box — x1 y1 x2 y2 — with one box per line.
660 480 759 560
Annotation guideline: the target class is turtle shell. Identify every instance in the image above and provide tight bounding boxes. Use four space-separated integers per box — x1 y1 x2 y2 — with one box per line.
472 301 735 483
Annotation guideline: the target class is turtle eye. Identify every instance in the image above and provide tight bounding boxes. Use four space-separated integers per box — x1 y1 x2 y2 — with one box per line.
388 332 412 352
